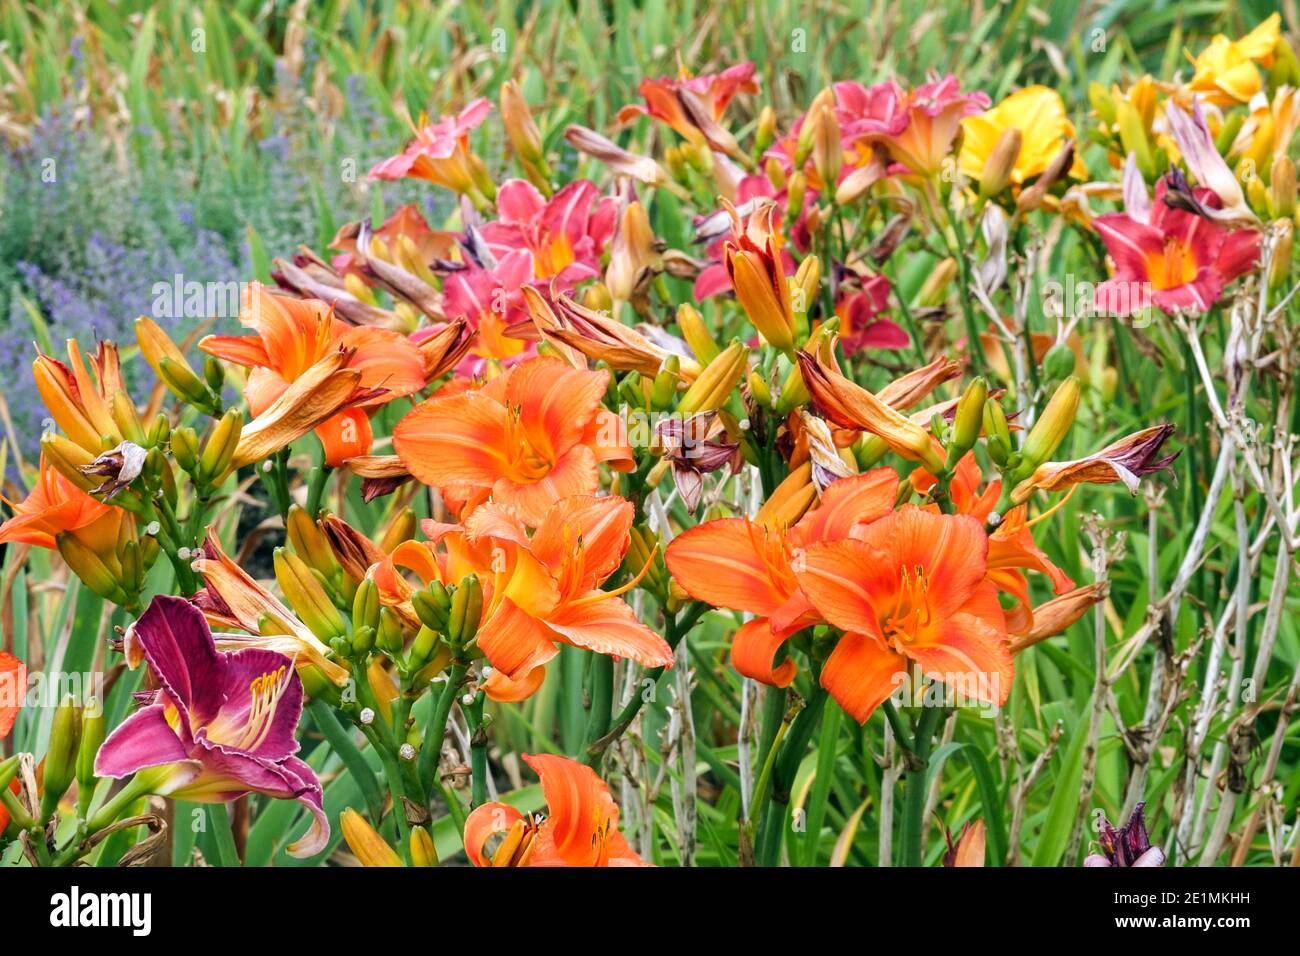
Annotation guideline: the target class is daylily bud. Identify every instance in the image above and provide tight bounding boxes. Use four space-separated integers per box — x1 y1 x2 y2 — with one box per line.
677 303 720 365
171 425 200 474
287 505 341 581
500 80 546 168
467 153 497 203
606 200 662 303
624 525 668 599
1270 156 1296 219
790 254 816 304
983 398 1012 466
754 462 817 527
1269 218 1293 293
979 128 1022 199
665 146 689 182
40 434 100 492
275 548 348 642
651 355 681 411
110 391 146 446
198 408 243 485
1214 112 1245 157
951 377 987 455
352 578 381 634
75 698 106 819
447 575 483 644
914 258 957 308
350 625 376 657
787 171 807 220
1009 583 1107 652
1041 342 1078 381
413 582 452 634
582 282 613 314
341 808 404 867
410 825 439 867
811 104 842 192
1272 35 1300 88
377 508 417 554
1114 101 1153 179
41 695 82 819
146 413 170 448
57 534 129 605
747 368 773 407
678 341 747 414
1019 377 1080 474
755 106 777 157
376 607 405 658
803 203 824 235
1016 139 1075 214
796 88 836 166
1088 82 1116 126
765 155 785 189
135 316 212 407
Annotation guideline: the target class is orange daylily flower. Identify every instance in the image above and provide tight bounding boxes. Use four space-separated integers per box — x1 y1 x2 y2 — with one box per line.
793 505 1013 723
201 283 428 465
33 339 132 454
0 457 115 550
914 453 1074 631
0 651 26 741
463 753 648 866
465 495 672 702
665 469 899 687
0 651 25 833
392 357 632 527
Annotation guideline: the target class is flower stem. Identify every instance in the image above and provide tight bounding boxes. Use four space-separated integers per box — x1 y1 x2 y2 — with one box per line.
898 703 945 866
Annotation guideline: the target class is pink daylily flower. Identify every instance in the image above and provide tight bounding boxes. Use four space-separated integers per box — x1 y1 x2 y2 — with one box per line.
368 98 493 191
480 179 617 285
1093 176 1261 316
877 75 990 177
442 179 616 372
95 596 329 859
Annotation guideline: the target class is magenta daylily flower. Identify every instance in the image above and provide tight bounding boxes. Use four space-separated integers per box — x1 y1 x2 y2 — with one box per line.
1093 175 1261 316
836 274 908 355
95 596 329 858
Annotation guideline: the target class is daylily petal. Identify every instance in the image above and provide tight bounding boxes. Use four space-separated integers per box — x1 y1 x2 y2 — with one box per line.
820 631 909 723
731 617 797 687
665 517 797 617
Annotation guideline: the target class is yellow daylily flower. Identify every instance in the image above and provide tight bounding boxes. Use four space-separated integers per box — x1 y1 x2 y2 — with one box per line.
1187 13 1281 105
959 86 1088 191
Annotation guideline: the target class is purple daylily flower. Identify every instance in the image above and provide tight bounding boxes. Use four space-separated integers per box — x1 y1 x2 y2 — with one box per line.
1084 803 1165 867
96 595 329 858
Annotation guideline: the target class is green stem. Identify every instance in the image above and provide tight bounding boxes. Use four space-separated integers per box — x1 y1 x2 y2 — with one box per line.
206 804 241 867
755 686 828 866
586 603 706 762
309 701 384 822
418 660 469 792
465 691 489 807
580 654 615 764
898 704 945 867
